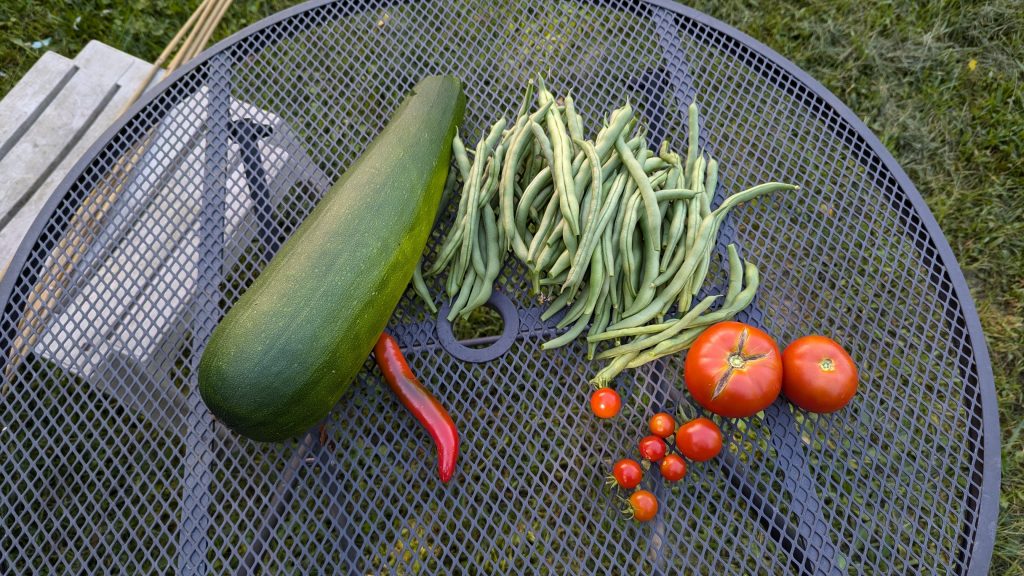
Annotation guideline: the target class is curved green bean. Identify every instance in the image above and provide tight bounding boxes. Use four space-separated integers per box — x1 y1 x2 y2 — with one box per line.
538 79 581 237
542 310 592 350
595 294 720 360
411 257 436 314
452 129 471 181
462 204 502 316
617 134 662 316
562 138 605 300
564 94 585 142
591 350 638 386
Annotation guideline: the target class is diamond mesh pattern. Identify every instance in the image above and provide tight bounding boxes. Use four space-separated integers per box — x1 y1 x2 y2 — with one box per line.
0 1 995 574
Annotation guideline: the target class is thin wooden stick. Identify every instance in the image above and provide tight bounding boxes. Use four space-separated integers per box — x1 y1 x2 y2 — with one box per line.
165 0 221 75
120 0 215 113
181 0 234 65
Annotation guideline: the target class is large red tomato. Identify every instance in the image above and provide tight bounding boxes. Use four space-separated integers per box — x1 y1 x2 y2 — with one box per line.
781 335 858 413
685 321 783 418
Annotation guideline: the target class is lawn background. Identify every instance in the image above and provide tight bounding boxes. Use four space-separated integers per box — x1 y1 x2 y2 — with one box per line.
1 0 1020 573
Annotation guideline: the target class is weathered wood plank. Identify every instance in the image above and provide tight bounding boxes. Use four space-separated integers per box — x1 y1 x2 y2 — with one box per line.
0 58 159 271
0 51 76 159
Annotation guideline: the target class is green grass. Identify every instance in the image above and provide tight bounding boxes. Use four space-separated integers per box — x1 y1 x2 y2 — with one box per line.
0 0 1020 573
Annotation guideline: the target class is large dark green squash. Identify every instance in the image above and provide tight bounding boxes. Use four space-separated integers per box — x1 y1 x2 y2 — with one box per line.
199 76 465 441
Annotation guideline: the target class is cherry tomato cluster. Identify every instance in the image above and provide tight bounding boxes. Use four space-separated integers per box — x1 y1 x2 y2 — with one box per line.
610 413 723 522
591 322 858 523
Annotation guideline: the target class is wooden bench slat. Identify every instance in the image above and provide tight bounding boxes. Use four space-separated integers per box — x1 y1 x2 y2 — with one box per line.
0 52 76 160
0 44 158 271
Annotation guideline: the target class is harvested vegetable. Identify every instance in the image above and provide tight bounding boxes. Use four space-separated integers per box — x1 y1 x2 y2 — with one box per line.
781 335 858 413
638 435 668 462
590 387 622 419
627 490 659 522
648 412 676 439
659 454 687 483
422 75 798 388
611 458 644 490
684 321 782 418
374 333 460 483
675 417 723 462
199 76 465 441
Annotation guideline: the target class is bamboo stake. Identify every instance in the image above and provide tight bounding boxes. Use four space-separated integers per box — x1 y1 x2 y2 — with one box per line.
178 0 234 66
164 0 221 74
120 0 216 114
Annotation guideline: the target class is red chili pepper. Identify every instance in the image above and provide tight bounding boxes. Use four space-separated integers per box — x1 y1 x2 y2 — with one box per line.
373 333 459 483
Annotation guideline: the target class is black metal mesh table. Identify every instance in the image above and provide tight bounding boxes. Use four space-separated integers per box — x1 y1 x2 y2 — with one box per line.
0 1 1000 574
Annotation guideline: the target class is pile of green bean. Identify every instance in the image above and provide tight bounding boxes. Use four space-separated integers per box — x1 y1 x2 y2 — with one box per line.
418 77 797 385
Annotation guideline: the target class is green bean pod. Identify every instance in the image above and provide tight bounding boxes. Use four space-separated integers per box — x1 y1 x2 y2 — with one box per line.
438 161 460 216
515 79 536 120
562 138 606 300
684 102 700 179
540 289 573 322
540 270 569 286
528 120 555 168
587 296 611 360
461 204 502 316
617 135 662 316
594 294 720 360
608 195 779 330
547 220 566 247
447 266 478 321
587 317 679 343
452 129 472 181
564 94 585 142
608 260 622 310
633 261 760 365
619 189 640 293
583 244 605 316
514 169 553 258
628 228 643 298
545 248 571 279
660 167 687 272
538 79 581 237
724 244 743 304
479 140 507 207
591 351 638 386
454 138 488 281
411 257 437 314
557 286 590 328
499 104 549 249
527 175 564 264
542 309 592 350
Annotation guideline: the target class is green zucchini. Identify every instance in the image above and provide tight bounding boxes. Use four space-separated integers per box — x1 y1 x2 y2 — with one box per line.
199 76 466 441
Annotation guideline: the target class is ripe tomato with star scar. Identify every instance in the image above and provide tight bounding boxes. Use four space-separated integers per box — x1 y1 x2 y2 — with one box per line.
684 321 783 418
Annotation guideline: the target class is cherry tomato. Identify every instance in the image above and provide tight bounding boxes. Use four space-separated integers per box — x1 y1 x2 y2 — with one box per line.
628 489 658 522
659 454 687 482
675 417 723 462
638 435 667 462
612 459 644 490
648 412 676 438
685 321 783 418
782 335 858 413
590 387 621 419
